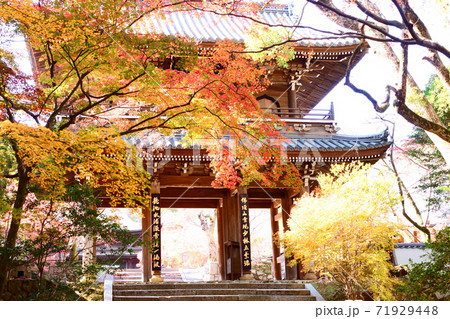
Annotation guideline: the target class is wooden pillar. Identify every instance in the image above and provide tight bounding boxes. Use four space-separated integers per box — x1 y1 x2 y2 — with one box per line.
141 207 152 282
223 190 240 280
293 181 310 280
238 186 253 280
216 200 225 280
150 181 163 282
288 79 297 118
222 192 230 243
270 201 282 280
281 193 299 280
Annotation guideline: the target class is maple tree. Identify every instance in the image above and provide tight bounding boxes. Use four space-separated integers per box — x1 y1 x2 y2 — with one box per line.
281 162 402 300
0 0 301 294
0 121 152 292
0 182 137 292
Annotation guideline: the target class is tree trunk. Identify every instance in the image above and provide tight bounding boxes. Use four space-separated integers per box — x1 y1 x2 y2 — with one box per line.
0 170 30 294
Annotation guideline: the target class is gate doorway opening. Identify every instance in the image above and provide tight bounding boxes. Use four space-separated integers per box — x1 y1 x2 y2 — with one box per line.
161 208 219 281
249 209 274 280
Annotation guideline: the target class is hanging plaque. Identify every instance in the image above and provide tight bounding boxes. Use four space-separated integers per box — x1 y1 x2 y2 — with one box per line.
239 194 251 271
151 193 161 271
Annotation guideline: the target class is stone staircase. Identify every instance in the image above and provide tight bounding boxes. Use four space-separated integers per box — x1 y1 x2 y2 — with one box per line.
114 268 142 283
114 268 185 283
112 281 317 301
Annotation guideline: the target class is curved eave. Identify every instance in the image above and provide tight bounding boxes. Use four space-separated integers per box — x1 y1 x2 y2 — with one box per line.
197 40 367 56
285 144 391 163
138 141 392 164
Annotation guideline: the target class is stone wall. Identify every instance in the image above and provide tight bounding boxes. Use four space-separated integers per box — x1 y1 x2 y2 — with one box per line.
0 280 45 301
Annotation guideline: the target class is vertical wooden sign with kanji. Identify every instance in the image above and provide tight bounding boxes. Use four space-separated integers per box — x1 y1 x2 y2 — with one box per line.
239 194 251 271
151 193 161 271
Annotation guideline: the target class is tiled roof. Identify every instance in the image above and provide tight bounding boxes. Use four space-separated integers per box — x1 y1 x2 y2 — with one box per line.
129 129 391 155
282 130 391 152
395 243 426 249
134 6 361 47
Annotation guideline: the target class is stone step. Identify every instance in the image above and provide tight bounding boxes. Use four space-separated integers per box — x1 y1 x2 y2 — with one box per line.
114 275 142 282
115 268 142 273
113 295 316 301
115 274 142 278
114 269 184 283
114 269 143 283
113 282 306 290
113 288 312 296
111 281 316 301
114 279 142 283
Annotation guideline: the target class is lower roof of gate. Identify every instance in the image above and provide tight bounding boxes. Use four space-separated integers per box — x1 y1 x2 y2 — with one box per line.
128 129 392 162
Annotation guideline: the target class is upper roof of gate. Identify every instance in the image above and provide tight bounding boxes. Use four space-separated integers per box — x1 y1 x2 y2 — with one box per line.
134 4 362 49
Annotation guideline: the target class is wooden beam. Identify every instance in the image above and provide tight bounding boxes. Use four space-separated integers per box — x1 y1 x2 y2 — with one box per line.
247 188 287 199
288 188 301 199
160 198 219 208
160 187 227 198
159 175 215 187
248 200 273 209
99 191 286 209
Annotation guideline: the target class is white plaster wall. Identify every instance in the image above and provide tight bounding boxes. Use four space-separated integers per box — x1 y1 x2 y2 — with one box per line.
393 248 431 266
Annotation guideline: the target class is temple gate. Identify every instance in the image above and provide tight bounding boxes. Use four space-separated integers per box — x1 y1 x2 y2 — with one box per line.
58 5 392 281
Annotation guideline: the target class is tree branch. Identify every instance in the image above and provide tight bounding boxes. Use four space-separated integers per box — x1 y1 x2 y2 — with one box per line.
309 0 450 146
399 1 450 88
46 71 89 129
388 148 431 241
57 72 147 131
393 0 450 59
119 109 194 135
308 0 450 58
395 99 450 142
122 78 221 133
355 1 403 29
2 173 18 179
343 43 391 113
307 0 396 38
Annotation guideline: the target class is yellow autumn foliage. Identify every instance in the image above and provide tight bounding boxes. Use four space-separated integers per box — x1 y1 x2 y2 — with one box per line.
0 121 151 208
282 162 402 300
